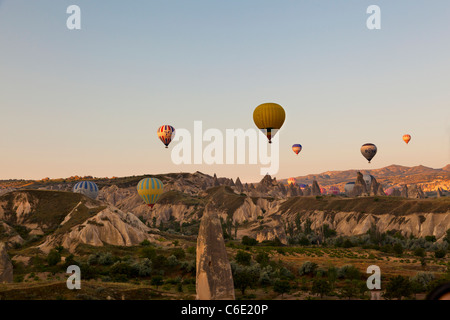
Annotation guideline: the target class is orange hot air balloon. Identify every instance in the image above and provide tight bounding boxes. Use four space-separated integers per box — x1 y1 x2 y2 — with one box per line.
288 177 296 185
403 134 411 144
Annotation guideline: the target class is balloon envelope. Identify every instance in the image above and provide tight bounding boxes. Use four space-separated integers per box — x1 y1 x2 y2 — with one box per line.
287 177 296 185
253 103 286 143
73 181 99 199
292 144 302 155
385 187 395 196
403 134 411 144
328 186 340 195
361 143 377 163
157 125 176 148
344 182 355 194
137 178 164 208
320 187 327 195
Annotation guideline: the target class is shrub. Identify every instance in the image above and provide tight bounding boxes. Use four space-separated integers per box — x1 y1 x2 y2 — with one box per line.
255 252 270 266
298 261 318 276
235 250 252 266
413 247 425 258
47 249 61 266
242 236 258 246
393 243 404 255
435 249 446 259
172 248 186 260
133 259 152 277
338 265 361 280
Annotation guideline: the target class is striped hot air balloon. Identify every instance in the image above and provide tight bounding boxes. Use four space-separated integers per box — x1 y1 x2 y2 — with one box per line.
137 178 164 209
73 181 99 199
385 187 395 196
320 187 327 195
292 144 302 155
157 125 176 148
328 186 340 195
403 134 411 144
288 177 296 185
253 103 286 144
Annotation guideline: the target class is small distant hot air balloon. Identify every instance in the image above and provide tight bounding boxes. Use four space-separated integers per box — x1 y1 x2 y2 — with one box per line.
292 144 302 155
320 187 327 195
157 125 176 148
385 187 395 196
73 181 99 199
253 103 286 143
288 177 296 185
403 134 411 144
137 178 164 209
344 182 355 194
328 186 340 195
299 184 307 189
361 143 377 163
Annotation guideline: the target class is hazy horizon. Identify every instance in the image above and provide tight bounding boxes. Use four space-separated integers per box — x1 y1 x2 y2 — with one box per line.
1 1 449 182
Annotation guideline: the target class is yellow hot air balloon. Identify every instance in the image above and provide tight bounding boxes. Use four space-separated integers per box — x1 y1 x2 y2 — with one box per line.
253 103 286 143
137 178 164 209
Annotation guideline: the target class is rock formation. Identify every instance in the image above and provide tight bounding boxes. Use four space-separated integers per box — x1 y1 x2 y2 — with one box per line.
401 185 408 198
0 242 13 283
369 177 380 196
287 184 298 197
303 185 312 196
213 174 220 186
196 204 235 300
351 172 367 197
297 186 304 196
437 187 443 198
235 178 243 192
377 184 385 196
311 180 321 196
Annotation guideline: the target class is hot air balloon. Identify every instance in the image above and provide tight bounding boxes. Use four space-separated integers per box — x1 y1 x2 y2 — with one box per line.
292 144 302 155
253 103 286 143
157 125 176 148
360 143 377 163
344 182 355 194
403 134 411 144
288 177 296 185
299 184 307 189
137 178 164 208
328 186 340 195
385 187 395 196
73 181 99 199
320 187 327 195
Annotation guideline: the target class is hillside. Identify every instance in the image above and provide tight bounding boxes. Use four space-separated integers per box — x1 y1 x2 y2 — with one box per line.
279 164 450 192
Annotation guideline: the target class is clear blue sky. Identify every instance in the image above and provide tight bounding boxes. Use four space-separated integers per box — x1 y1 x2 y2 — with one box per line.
1 0 449 182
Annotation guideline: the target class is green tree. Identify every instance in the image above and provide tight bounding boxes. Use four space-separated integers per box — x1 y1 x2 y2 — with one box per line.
393 243 404 255
235 250 252 266
151 275 164 289
273 279 291 298
298 261 318 276
47 249 61 266
255 252 270 266
384 276 413 300
413 247 425 258
340 279 358 300
311 278 331 299
242 236 258 246
434 249 446 259
233 265 259 295
327 266 338 289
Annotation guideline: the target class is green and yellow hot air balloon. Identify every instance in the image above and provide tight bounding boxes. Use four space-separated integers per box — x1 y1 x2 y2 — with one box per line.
137 177 164 208
253 103 286 143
